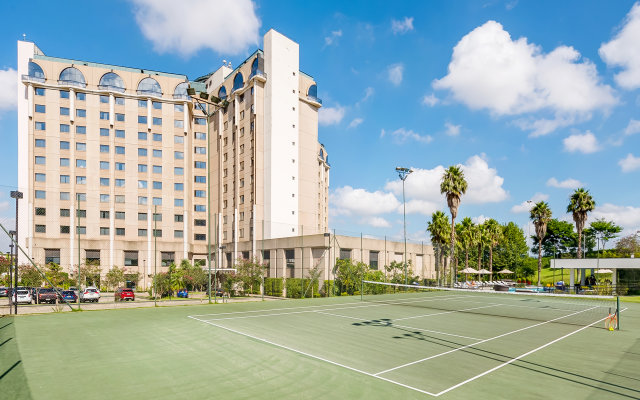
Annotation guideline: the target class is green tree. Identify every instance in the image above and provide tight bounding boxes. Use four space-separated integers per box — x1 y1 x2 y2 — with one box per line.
530 201 552 286
427 210 450 285
335 258 367 295
483 219 503 279
533 219 577 257
167 263 183 299
475 222 488 271
615 234 640 257
153 272 171 298
178 259 207 291
78 264 101 288
440 165 468 285
235 257 267 294
588 218 622 255
457 217 475 270
19 265 43 287
306 263 323 298
46 263 67 288
104 266 126 290
492 222 528 271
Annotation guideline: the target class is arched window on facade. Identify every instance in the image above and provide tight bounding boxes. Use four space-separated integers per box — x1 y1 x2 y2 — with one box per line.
232 73 244 92
218 86 227 101
137 77 162 96
173 82 189 99
28 62 45 80
99 72 125 92
58 67 86 87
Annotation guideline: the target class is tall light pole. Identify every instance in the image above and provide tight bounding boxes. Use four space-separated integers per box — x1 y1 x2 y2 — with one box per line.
526 200 533 257
396 167 413 286
10 191 22 315
186 86 224 304
8 231 14 314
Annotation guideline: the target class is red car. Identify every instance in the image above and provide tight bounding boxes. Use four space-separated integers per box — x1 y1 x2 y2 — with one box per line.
114 288 135 301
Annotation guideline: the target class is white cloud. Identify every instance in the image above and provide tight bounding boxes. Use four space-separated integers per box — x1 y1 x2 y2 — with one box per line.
546 177 583 189
324 30 343 46
422 93 439 107
599 3 640 89
391 17 414 35
434 20 616 135
385 154 508 205
319 105 345 126
362 216 391 228
510 193 549 213
0 201 9 212
348 118 363 128
619 153 640 172
591 203 640 232
444 122 461 136
331 186 400 216
382 128 433 144
404 199 440 216
563 131 600 154
362 87 374 102
130 0 259 57
513 114 578 138
472 215 489 224
0 68 17 111
624 119 640 135
387 63 404 86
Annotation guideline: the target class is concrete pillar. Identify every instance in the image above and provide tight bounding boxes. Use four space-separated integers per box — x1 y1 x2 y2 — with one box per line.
570 269 575 289
612 268 617 286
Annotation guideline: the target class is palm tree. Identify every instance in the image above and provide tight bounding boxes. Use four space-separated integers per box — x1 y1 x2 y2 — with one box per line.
458 217 475 270
475 222 487 271
530 202 552 287
483 219 503 280
440 165 468 285
427 211 450 285
567 188 596 260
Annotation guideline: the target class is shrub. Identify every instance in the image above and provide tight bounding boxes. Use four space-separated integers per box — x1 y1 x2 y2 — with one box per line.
264 278 283 297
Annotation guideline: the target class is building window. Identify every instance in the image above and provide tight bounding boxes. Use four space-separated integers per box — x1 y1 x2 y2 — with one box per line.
124 251 138 266
77 193 86 201
174 167 184 175
76 126 86 134
152 197 162 206
100 227 110 236
194 205 206 212
60 124 70 133
76 92 86 101
152 101 162 110
152 165 162 174
152 181 162 190
115 146 125 155
138 131 148 140
35 122 46 130
76 159 86 168
115 162 125 171
100 128 110 137
153 229 162 238
138 212 147 221
100 145 109 153
60 158 70 167
35 173 46 182
115 129 125 138
35 138 46 148
35 156 45 165
138 180 148 189
60 226 70 234
174 230 184 238
194 190 205 198
45 249 61 264
100 161 109 170
100 193 110 203
35 207 46 216
60 90 70 99
285 249 295 268
138 229 147 237
174 183 184 191
60 192 70 200
161 252 174 266
175 104 184 112
35 87 45 96
138 100 147 108
194 117 206 125
100 95 109 103
153 117 162 126
174 151 184 159
35 104 46 113
174 135 184 144
340 249 352 260
195 132 206 140
138 164 147 173
115 179 125 187
76 109 86 118
138 196 147 205
115 97 125 105
100 178 109 186
115 211 125 219
61 208 71 217
194 176 205 183
174 120 184 128
76 142 86 151
153 133 162 142
369 251 379 270
194 147 206 154
175 214 184 222
152 213 162 222
100 211 109 219
76 226 86 235
115 113 125 122
138 148 147 157
115 228 125 236
152 149 162 158
194 219 206 226
76 176 86 184
194 161 206 169
174 198 184 207
138 115 147 124
194 234 206 241
59 174 70 184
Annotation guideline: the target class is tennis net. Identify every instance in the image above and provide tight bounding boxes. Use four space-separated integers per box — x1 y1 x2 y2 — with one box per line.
361 281 619 329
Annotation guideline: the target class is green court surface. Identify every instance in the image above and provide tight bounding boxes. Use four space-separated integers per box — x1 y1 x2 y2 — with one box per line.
2 291 639 400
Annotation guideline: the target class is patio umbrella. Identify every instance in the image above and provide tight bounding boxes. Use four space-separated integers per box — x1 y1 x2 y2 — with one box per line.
594 269 613 274
460 267 478 273
478 269 491 274
497 269 514 274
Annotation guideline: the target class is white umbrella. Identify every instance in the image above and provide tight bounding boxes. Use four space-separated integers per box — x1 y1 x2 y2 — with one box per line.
478 269 491 274
594 269 613 274
497 269 514 274
461 267 478 273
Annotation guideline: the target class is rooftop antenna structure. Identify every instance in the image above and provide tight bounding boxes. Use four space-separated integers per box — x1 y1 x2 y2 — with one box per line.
222 59 227 65
22 33 26 40
227 62 232 68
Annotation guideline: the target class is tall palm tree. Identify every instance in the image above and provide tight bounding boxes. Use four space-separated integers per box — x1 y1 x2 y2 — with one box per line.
483 219 503 280
427 211 450 285
530 202 552 287
567 188 596 259
440 165 468 285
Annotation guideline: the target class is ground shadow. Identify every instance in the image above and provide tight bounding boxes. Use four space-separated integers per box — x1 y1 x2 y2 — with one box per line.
0 316 32 399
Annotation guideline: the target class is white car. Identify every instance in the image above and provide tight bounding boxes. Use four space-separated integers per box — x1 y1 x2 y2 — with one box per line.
16 289 33 304
80 287 100 303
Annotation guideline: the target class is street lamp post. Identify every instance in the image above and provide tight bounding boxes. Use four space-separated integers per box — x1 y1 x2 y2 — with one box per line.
10 191 22 315
186 87 223 304
8 233 14 314
395 167 413 286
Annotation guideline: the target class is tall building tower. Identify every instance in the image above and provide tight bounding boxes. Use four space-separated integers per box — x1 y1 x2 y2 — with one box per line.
16 29 329 283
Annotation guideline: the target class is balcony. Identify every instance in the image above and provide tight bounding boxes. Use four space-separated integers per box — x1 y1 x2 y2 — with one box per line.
306 95 322 106
249 69 267 82
58 79 86 89
173 94 190 100
98 84 125 93
21 74 45 84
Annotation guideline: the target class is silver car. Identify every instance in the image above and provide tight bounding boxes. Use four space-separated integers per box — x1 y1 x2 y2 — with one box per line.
80 287 100 303
16 289 33 304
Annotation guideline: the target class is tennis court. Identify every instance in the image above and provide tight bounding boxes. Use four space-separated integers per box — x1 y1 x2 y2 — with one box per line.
4 287 640 399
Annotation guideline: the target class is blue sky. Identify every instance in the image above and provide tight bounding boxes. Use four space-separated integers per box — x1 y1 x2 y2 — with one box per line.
1 0 639 248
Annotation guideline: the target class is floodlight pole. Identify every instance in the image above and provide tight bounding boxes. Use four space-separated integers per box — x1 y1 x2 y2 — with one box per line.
10 191 22 314
8 235 14 314
76 194 81 309
396 167 412 286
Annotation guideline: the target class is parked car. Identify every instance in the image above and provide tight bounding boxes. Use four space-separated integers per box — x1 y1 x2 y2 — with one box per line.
80 287 100 303
0 287 7 297
36 287 59 304
15 289 33 304
69 286 79 296
115 288 135 301
61 290 78 302
177 289 188 298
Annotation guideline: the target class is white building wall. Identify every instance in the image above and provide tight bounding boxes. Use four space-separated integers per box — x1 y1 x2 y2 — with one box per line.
264 30 300 239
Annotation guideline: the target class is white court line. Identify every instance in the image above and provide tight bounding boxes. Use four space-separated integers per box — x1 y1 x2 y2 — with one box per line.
393 304 502 321
197 295 471 322
373 306 598 376
188 315 439 397
315 310 483 341
434 314 610 397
